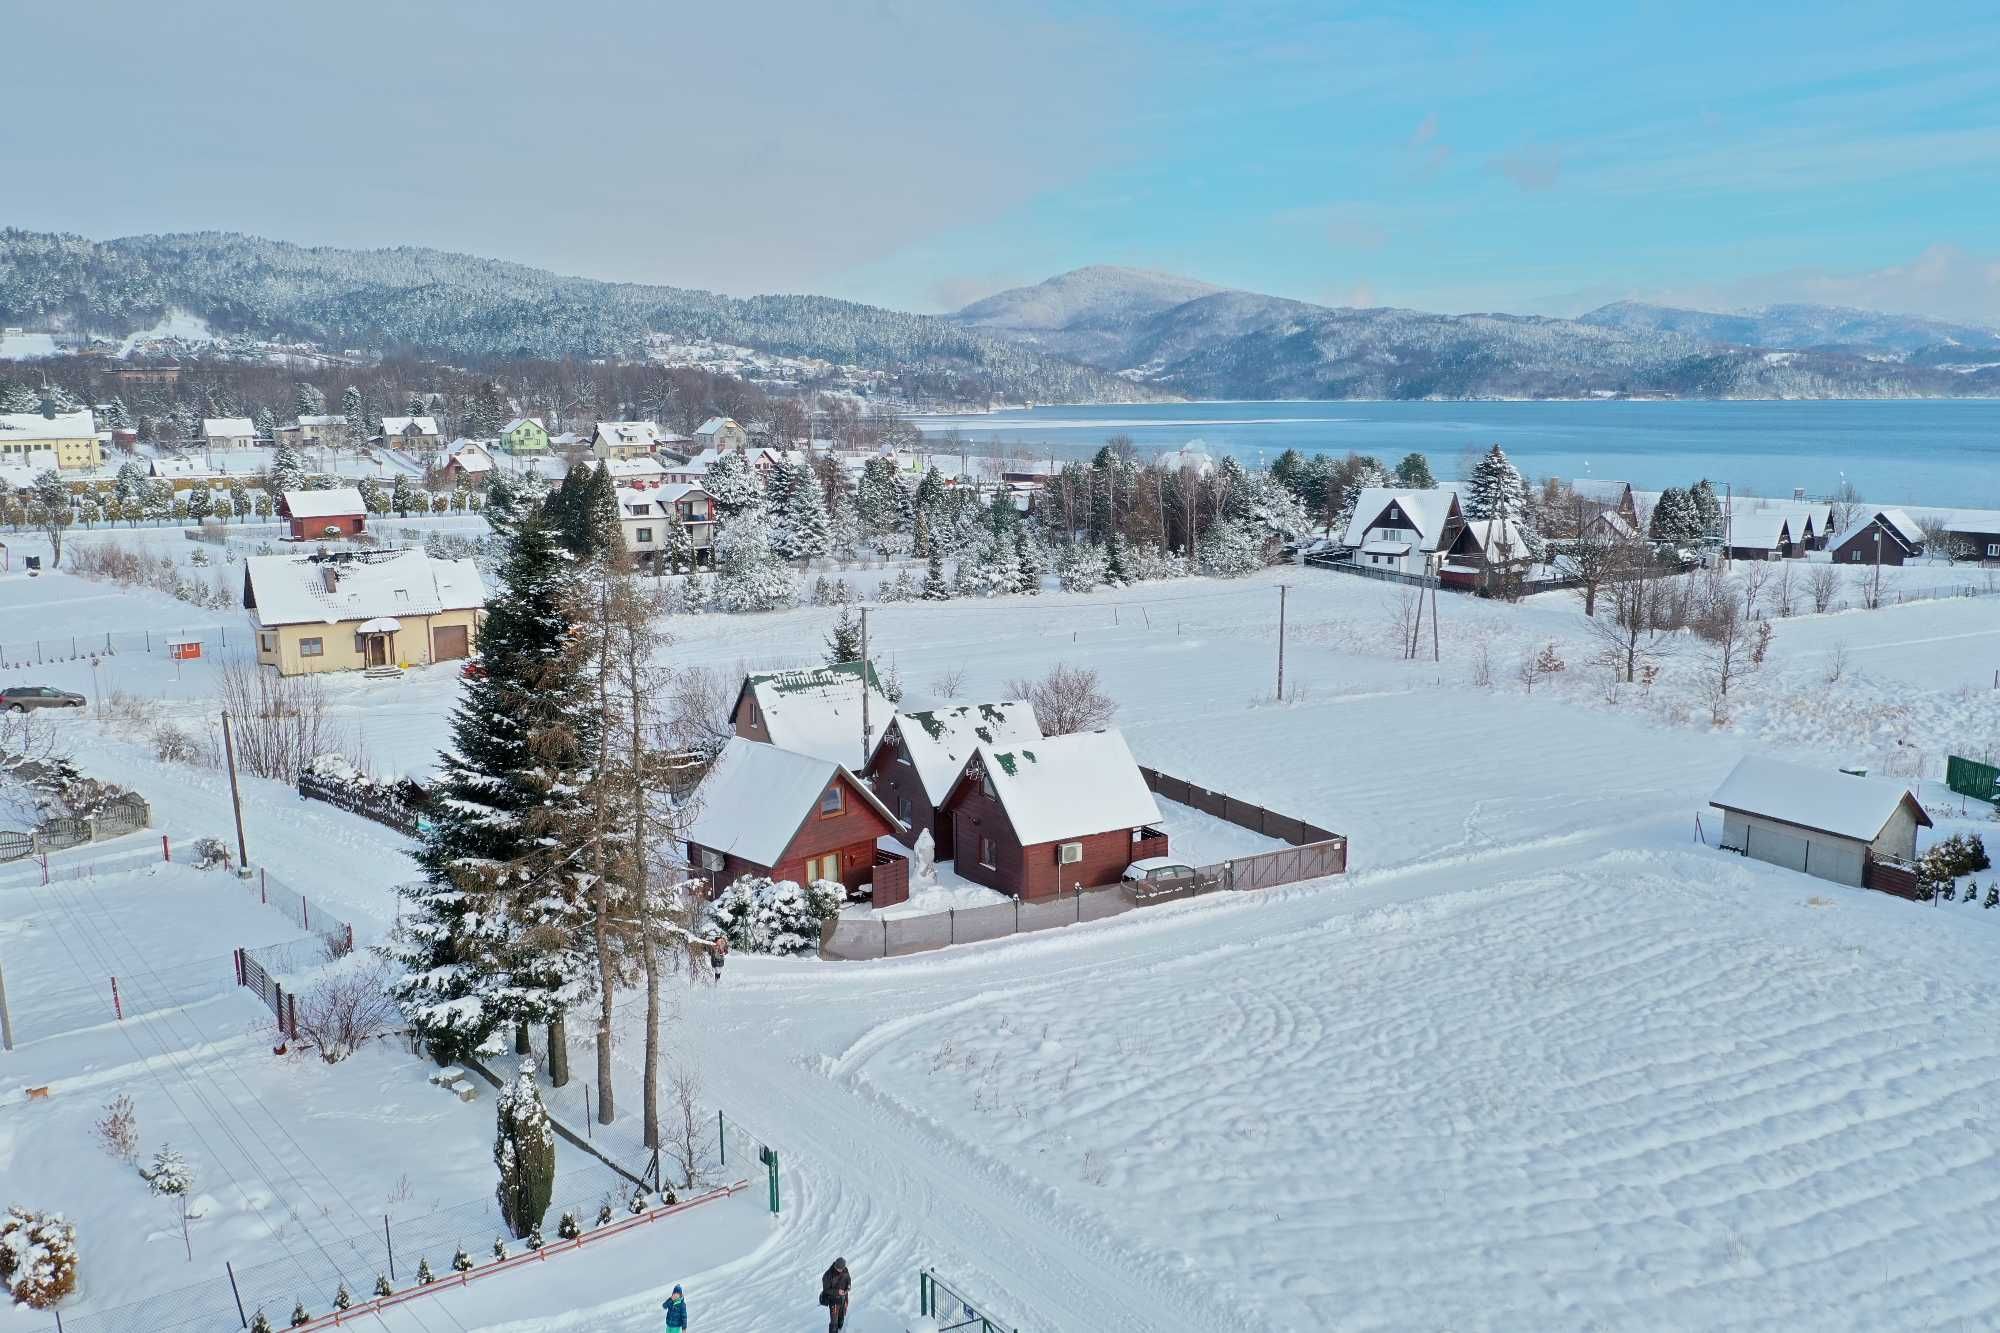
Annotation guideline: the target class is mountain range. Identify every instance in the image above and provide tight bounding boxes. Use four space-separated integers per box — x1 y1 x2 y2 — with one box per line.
947 267 2000 400
1 228 1995 403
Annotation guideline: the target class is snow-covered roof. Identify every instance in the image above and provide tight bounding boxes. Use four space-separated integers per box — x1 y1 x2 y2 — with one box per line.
734 661 892 767
600 456 667 480
149 457 213 478
281 487 366 519
498 416 544 434
694 416 740 438
969 729 1162 846
1709 756 1930 843
294 414 347 428
1342 487 1458 550
684 737 897 867
594 420 662 447
244 549 486 627
0 409 95 441
1360 540 1412 556
880 701 1042 806
442 439 495 472
1569 479 1632 505
202 416 254 437
1874 508 1926 548
1461 517 1533 556
1726 513 1793 549
380 416 440 437
1158 440 1216 474
1588 510 1637 539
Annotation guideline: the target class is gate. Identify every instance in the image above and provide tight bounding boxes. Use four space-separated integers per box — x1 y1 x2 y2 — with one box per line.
1946 754 2000 804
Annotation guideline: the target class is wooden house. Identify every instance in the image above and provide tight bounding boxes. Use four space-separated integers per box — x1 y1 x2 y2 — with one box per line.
1829 509 1924 567
683 738 904 896
864 701 1041 859
1709 756 1930 891
1722 512 1799 561
437 438 497 486
937 730 1167 900
1570 479 1638 531
278 487 367 540
730 661 892 768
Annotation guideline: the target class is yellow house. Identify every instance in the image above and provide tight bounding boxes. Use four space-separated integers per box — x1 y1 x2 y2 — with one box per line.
242 548 485 676
0 409 100 471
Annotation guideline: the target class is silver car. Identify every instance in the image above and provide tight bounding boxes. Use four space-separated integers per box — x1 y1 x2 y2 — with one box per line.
1 685 86 713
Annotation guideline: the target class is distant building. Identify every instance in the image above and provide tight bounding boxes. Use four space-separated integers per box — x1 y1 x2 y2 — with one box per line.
1829 509 1925 567
378 416 442 451
1157 440 1216 476
278 487 368 541
0 409 100 472
693 416 748 452
243 548 484 676
110 364 180 387
497 416 549 456
592 421 665 459
437 438 497 486
201 417 256 450
278 414 350 450
615 483 716 567
1722 512 1801 562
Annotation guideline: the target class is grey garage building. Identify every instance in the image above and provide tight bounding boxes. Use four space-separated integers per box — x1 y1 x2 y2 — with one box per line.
1709 756 1930 888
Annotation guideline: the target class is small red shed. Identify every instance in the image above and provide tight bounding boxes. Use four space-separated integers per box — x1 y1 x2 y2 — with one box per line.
279 487 368 541
683 738 905 896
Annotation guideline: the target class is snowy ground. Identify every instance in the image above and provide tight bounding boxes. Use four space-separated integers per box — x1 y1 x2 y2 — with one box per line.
6 543 2000 1329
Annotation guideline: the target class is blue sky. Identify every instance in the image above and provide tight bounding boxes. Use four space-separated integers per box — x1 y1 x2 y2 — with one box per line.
12 2 2000 322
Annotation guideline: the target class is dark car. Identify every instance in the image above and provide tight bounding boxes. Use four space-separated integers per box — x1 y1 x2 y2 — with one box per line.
1 685 86 712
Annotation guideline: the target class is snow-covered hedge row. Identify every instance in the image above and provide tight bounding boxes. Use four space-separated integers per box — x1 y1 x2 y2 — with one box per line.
708 876 843 955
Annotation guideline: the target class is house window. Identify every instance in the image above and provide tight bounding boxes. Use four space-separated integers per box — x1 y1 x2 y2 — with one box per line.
635 527 653 543
394 589 409 602
898 795 912 822
1987 544 1999 558
259 634 275 652
700 847 724 872
978 836 996 868
299 637 324 656
820 786 844 815
805 852 840 882
981 772 996 799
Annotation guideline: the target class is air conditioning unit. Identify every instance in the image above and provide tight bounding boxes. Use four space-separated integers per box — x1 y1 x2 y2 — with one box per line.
1057 842 1083 865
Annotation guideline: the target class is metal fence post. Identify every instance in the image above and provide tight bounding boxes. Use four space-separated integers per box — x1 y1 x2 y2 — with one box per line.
948 909 955 945
110 976 122 1021
920 1270 931 1316
385 1214 396 1281
718 1110 726 1167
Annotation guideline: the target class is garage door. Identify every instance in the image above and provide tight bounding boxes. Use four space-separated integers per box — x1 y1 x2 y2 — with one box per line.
1744 824 1809 874
431 624 470 661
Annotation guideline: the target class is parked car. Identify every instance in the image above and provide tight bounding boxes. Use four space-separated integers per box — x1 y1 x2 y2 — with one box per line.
1122 856 1198 884
1 685 86 713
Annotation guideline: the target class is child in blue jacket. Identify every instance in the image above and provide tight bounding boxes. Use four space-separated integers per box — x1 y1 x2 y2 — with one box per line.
662 1284 688 1329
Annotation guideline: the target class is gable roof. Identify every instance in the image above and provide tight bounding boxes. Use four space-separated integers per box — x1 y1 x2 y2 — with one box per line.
1874 508 1926 548
0 409 95 441
694 416 740 438
294 414 347 428
1341 487 1461 550
442 439 496 471
244 549 485 627
873 701 1042 806
593 420 662 448
1709 756 1930 843
202 416 255 437
281 486 366 519
1569 478 1632 506
961 729 1161 845
498 416 545 435
599 456 668 480
683 737 899 867
380 415 439 437
1726 512 1793 550
732 661 892 767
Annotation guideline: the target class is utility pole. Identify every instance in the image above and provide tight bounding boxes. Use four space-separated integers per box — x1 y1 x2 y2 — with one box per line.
1431 574 1441 662
1275 583 1288 700
1723 482 1733 571
0 954 14 1051
859 607 871 767
220 711 250 874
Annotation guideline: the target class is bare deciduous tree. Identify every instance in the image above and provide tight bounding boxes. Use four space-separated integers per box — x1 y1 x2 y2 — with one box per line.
206 662 360 783
663 1061 711 1190
1807 563 1840 614
928 664 969 699
1828 480 1864 538
1772 561 1795 618
1005 662 1117 735
293 962 400 1062
1583 547 1678 683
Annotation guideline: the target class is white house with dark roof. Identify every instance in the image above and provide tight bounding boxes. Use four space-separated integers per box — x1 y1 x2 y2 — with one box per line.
242 549 484 675
201 417 256 449
863 701 1042 859
614 482 716 567
1340 487 1467 575
378 416 441 451
693 416 748 451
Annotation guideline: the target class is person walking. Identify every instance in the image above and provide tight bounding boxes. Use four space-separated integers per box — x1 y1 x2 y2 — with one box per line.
819 1257 851 1331
661 1283 688 1330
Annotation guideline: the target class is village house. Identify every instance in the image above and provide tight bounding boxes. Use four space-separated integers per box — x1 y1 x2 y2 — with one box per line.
0 408 100 471
938 729 1167 900
1942 517 2000 561
682 737 904 896
278 487 368 540
1830 508 1925 567
597 456 669 485
615 482 717 567
378 416 442 452
496 416 549 456
693 416 749 452
731 661 892 768
1709 756 1930 891
1340 487 1467 575
436 438 497 486
277 414 349 450
1721 512 1799 561
864 701 1041 859
591 420 665 459
1569 479 1639 532
1437 516 1540 591
147 456 216 480
242 548 484 676
201 416 256 450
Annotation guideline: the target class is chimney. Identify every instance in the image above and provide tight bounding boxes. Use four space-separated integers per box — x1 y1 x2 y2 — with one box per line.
321 565 340 593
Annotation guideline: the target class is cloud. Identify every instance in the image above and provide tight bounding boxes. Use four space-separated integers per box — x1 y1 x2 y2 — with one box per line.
1628 246 2000 327
1492 145 1562 192
1402 113 1452 178
927 273 1033 312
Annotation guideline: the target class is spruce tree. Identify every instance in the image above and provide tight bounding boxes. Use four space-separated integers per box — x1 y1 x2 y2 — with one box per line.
856 455 906 536
771 459 830 566
1104 528 1128 583
701 450 761 517
825 605 862 664
269 443 307 495
494 1061 556 1239
1463 445 1526 521
913 467 947 536
252 405 277 441
339 385 365 436
294 382 326 419
1014 526 1045 595
571 463 621 561
391 472 417 516
1690 479 1723 537
922 546 951 600
1395 452 1436 488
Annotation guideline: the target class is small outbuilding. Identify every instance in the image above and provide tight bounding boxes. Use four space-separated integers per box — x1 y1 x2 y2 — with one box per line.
1708 755 1931 889
279 487 368 540
683 737 904 896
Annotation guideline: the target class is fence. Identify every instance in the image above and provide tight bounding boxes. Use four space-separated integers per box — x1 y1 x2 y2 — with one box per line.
51 1157 746 1333
235 944 302 1040
297 771 423 837
242 864 356 958
0 624 246 670
6 951 244 1045
822 770 1347 961
0 795 151 863
1946 754 2000 804
920 1267 1019 1333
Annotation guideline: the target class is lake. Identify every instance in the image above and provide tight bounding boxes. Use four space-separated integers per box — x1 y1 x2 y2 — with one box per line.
911 401 2000 507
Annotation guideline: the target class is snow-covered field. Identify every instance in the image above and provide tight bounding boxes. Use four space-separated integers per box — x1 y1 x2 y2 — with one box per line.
5 528 2000 1330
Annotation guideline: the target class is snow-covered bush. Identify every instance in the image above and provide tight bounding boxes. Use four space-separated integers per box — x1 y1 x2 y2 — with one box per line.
293 960 399 1062
0 1207 78 1309
94 1094 139 1163
151 724 198 765
557 1210 580 1240
372 1273 393 1298
1057 542 1109 593
190 837 233 871
707 876 844 955
494 1061 555 1239
141 1145 192 1197
416 1257 435 1285
1197 519 1268 578
290 1299 311 1326
249 1309 274 1332
450 1246 474 1273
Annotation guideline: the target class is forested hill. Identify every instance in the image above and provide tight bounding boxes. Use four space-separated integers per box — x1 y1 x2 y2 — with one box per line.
0 229 1157 405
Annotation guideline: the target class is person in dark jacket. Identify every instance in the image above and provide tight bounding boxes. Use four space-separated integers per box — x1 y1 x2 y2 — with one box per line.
661 1283 688 1330
820 1258 851 1331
